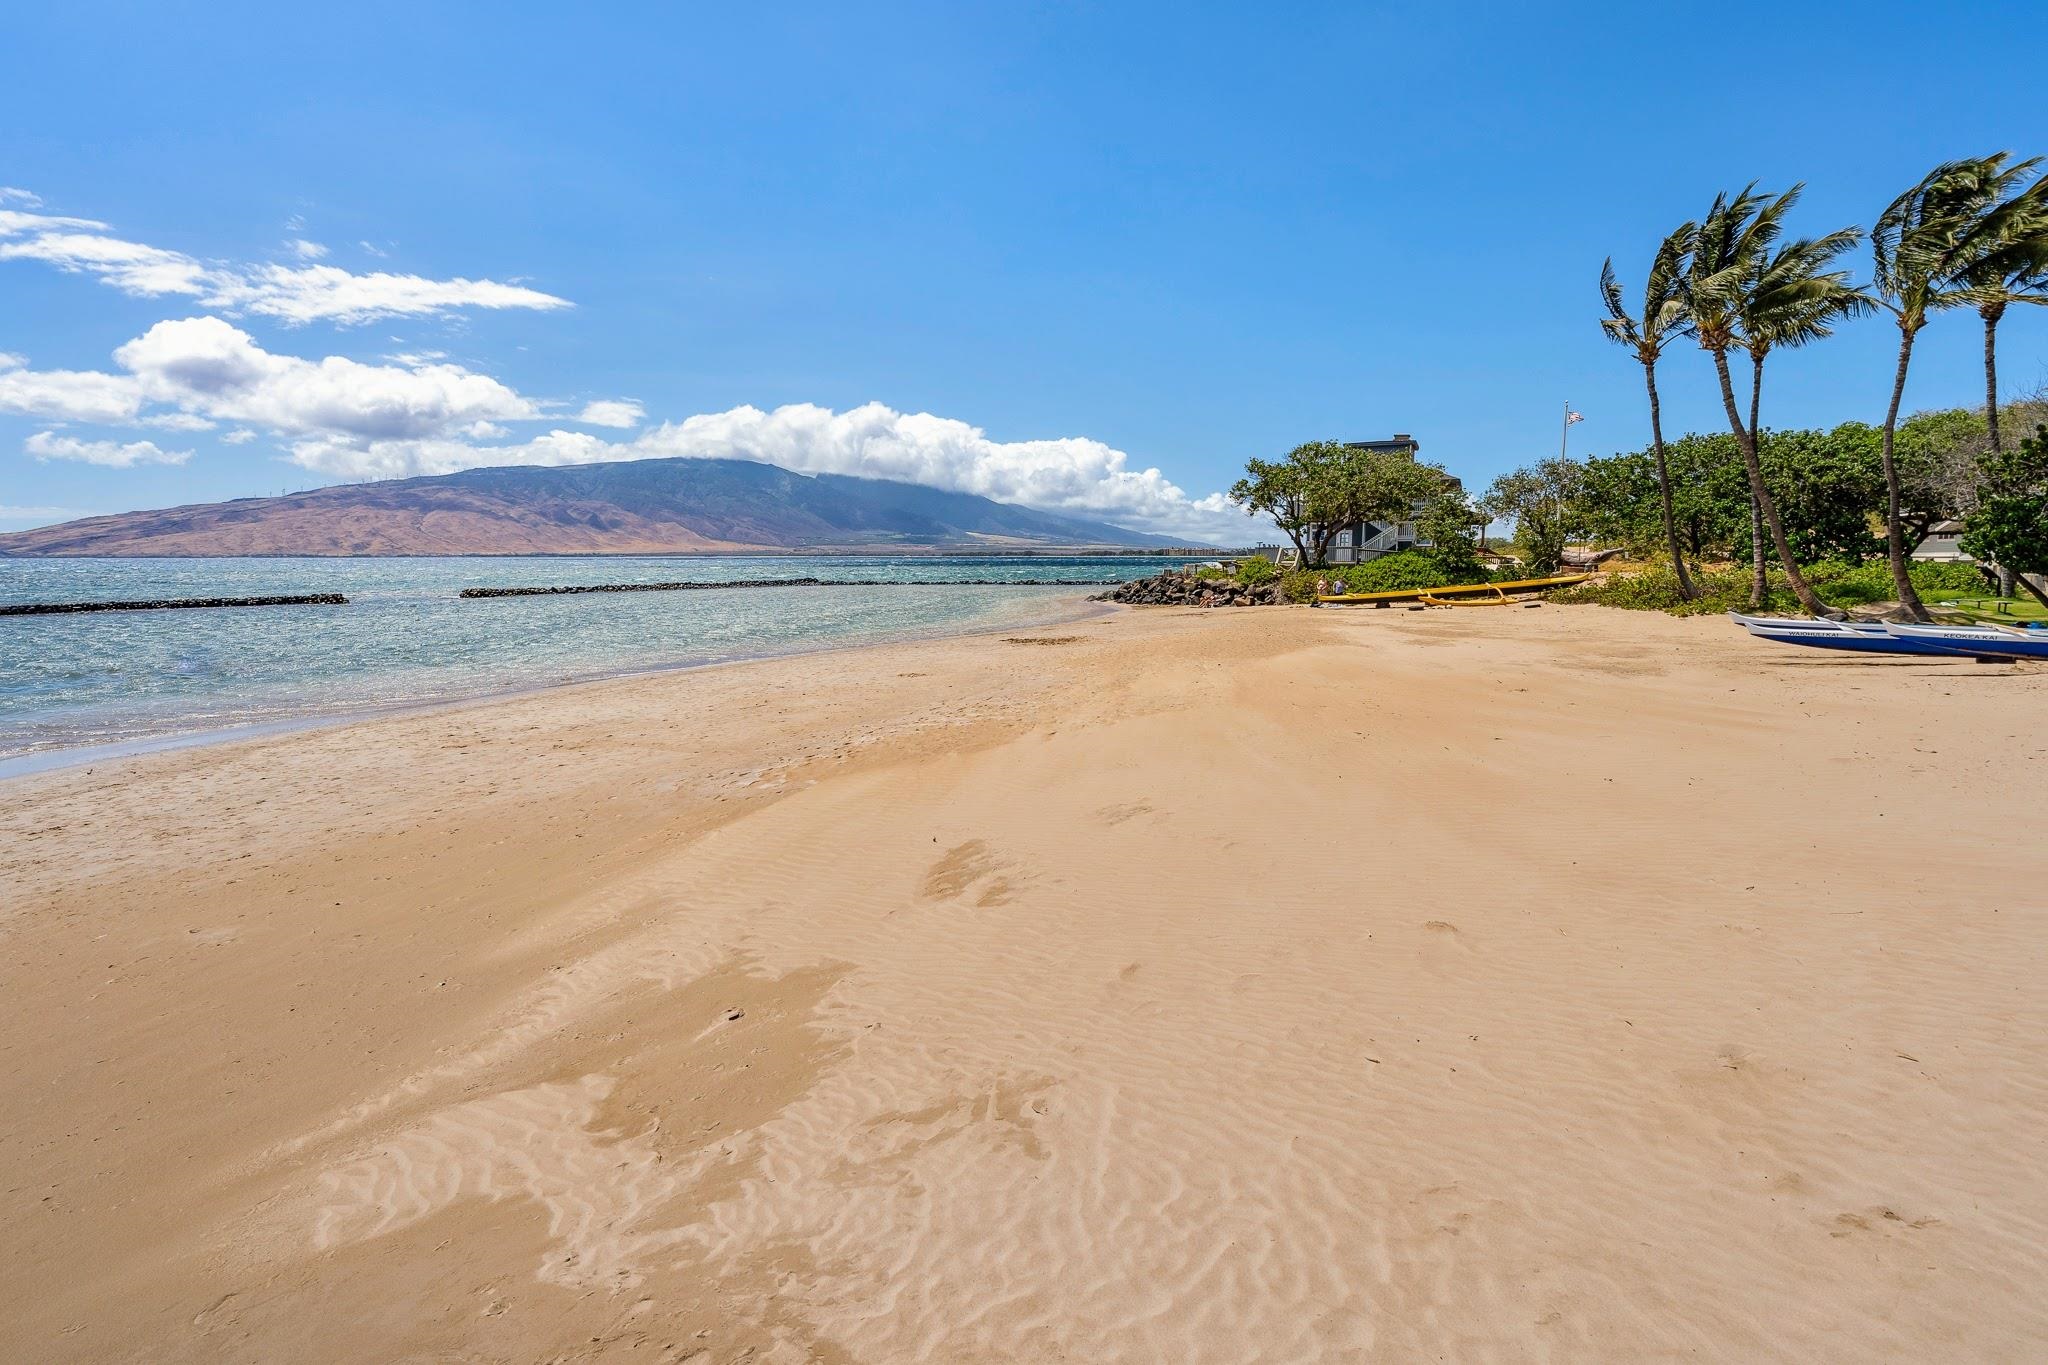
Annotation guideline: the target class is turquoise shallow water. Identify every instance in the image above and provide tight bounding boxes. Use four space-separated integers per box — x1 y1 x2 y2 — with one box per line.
0 555 1193 762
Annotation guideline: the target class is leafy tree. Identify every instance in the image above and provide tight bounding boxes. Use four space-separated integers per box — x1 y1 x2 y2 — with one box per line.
1599 223 1700 598
1748 426 1886 565
1229 440 1448 568
1230 448 1326 568
1587 424 1884 568
1960 423 2048 608
1484 459 1587 576
1871 154 2042 619
1417 490 1485 580
1582 436 1743 561
1684 183 1832 616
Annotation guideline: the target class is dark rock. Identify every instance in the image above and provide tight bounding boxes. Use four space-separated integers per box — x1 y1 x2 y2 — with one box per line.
1089 568 1286 607
0 593 349 617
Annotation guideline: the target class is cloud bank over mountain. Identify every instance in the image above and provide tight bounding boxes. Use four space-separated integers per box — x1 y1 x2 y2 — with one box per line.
0 191 1248 542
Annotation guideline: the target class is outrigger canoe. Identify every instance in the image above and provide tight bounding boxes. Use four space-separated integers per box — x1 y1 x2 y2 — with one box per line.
1319 572 1591 605
1734 613 2048 660
1737 620 1965 657
1883 621 2048 659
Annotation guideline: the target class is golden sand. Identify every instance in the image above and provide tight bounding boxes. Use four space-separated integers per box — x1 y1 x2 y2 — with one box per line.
4 603 2045 1361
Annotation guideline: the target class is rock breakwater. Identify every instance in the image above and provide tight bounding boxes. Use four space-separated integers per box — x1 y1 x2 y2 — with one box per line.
1092 570 1287 607
0 593 349 617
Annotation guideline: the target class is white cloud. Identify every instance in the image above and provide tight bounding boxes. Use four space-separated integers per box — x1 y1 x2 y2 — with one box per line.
359 240 389 258
0 317 539 446
0 361 146 424
0 224 211 295
206 264 569 325
144 411 218 431
0 188 45 206
113 316 541 438
0 194 570 325
577 398 644 428
26 432 190 467
222 427 258 444
0 208 104 235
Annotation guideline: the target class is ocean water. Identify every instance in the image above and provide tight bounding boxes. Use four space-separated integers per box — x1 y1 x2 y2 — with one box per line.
0 555 1192 765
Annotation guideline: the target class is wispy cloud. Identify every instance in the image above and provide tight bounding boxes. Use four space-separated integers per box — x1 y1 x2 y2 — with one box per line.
26 432 191 467
0 196 570 325
0 503 94 525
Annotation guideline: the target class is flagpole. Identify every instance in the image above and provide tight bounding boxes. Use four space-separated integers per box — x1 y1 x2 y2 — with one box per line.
1559 401 1569 462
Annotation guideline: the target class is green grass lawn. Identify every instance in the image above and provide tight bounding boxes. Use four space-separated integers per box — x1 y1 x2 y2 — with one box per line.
1925 595 2048 624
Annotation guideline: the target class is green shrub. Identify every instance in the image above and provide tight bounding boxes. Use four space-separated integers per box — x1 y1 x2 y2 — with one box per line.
1553 566 1792 616
1554 558 1994 616
1906 560 1991 595
1280 569 1326 603
1274 550 1493 602
1232 556 1279 586
1193 564 1229 581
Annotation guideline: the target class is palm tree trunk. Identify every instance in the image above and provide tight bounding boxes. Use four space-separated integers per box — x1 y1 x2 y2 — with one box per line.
1747 356 1767 608
1981 304 2015 601
1642 362 1695 599
1983 302 2005 453
1879 326 1931 622
1709 347 1829 616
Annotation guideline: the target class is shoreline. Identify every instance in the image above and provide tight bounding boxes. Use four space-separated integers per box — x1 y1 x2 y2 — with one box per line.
0 590 1114 783
5 603 2046 1360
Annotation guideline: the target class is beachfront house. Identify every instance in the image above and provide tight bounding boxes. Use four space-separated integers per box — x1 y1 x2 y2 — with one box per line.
1321 434 1453 566
1911 519 1968 563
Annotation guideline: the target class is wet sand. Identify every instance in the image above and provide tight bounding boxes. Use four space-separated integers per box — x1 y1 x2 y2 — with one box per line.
3 603 2045 1362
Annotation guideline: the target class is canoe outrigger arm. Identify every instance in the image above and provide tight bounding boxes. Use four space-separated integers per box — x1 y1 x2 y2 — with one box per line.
1316 572 1592 606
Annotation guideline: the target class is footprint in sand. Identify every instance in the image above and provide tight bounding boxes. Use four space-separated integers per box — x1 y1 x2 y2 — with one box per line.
1419 920 1471 975
1831 1207 1942 1236
921 840 1020 906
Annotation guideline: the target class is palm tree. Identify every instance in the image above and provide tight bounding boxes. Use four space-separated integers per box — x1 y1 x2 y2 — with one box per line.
1734 227 1871 604
1872 154 2042 621
1684 183 1833 617
1600 223 1699 599
1961 177 2048 453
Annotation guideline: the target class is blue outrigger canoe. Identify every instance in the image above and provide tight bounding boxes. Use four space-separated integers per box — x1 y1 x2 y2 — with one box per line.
1733 612 2048 660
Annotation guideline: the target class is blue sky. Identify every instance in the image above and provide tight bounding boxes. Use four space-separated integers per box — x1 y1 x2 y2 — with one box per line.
3 1 2044 542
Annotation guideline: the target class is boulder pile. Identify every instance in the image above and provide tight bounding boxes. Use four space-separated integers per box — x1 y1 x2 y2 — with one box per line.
1092 569 1288 607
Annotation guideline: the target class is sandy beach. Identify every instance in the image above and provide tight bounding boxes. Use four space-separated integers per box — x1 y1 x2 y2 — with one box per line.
4 602 2046 1362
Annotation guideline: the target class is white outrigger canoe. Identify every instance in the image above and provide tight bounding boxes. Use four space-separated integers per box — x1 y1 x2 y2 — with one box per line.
1881 621 2048 659
1732 611 2048 660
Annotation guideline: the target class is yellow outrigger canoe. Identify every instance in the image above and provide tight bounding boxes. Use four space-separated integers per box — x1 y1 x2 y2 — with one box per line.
1317 572 1591 606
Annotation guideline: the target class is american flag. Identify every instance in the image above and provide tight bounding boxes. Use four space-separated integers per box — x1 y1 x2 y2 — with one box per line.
1565 408 1585 425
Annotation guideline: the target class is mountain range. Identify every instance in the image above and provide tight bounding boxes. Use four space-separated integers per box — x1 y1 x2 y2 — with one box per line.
0 458 1205 556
